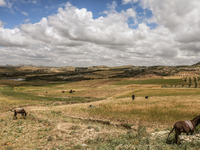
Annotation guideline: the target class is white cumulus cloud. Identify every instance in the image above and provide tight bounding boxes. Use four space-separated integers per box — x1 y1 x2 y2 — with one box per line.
0 1 200 67
0 0 6 6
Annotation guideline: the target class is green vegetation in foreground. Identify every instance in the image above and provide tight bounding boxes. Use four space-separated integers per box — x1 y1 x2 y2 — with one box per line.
118 88 200 98
114 79 186 85
1 113 200 150
0 87 100 103
91 127 200 150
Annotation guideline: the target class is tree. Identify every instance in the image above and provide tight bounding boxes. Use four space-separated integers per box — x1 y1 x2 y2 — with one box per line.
189 77 192 84
184 78 187 82
195 82 198 88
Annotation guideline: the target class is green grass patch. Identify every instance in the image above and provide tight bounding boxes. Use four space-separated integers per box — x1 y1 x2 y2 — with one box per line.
0 87 101 103
114 79 186 85
93 127 200 150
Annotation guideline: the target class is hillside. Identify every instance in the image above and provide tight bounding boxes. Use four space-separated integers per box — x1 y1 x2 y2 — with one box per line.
0 63 200 81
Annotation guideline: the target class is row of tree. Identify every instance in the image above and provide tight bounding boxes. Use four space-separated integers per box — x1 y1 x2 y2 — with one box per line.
183 77 199 88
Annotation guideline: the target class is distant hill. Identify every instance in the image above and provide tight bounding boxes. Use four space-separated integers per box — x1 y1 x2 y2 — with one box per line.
0 62 200 69
192 62 200 66
0 64 46 68
1 62 200 82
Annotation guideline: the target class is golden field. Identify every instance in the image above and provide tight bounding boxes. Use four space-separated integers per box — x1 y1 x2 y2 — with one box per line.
1 76 200 149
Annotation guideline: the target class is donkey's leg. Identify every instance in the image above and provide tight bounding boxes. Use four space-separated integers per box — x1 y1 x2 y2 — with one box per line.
13 111 17 119
22 112 26 119
175 128 181 144
175 132 178 144
177 132 181 144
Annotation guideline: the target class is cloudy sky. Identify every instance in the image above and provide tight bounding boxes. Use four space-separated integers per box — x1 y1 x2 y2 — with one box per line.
0 0 200 67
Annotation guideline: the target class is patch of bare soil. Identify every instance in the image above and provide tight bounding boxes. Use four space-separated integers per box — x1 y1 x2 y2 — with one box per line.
54 122 126 145
175 71 200 76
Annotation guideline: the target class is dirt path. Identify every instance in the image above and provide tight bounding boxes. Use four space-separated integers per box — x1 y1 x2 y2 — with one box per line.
25 97 114 111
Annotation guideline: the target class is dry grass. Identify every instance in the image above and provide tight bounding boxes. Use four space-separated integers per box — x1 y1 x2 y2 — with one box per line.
13 78 128 99
0 102 126 149
1 77 200 149
58 95 200 130
0 94 48 113
117 88 200 98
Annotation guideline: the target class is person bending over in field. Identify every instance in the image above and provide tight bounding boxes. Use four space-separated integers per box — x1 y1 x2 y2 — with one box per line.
10 108 28 119
132 94 135 100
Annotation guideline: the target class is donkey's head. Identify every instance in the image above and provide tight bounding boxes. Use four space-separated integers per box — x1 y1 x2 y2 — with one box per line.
198 115 200 123
193 115 200 125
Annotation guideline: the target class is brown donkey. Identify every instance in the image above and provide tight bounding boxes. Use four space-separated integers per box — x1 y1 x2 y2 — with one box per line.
10 108 28 119
167 116 200 144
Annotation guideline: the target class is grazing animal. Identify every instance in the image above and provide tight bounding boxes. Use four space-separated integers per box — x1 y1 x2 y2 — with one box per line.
145 96 148 99
62 91 65 93
69 90 75 93
10 108 28 119
132 94 135 100
167 116 200 144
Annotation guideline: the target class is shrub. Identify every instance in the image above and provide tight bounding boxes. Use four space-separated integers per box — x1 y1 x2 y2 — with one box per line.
70 125 81 130
189 77 192 84
184 78 187 82
137 126 146 138
73 144 82 149
195 82 198 88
